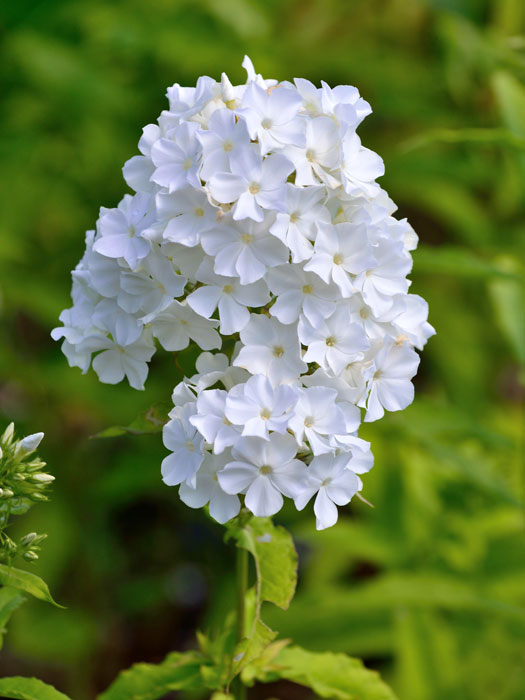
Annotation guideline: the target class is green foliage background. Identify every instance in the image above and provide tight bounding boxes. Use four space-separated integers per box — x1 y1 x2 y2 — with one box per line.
0 0 523 698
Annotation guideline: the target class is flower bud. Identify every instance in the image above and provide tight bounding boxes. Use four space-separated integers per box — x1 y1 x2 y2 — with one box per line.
31 473 55 484
1 422 15 445
20 532 38 546
23 550 39 561
19 432 44 454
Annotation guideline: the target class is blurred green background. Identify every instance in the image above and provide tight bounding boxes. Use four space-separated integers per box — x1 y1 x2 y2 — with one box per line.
0 0 523 698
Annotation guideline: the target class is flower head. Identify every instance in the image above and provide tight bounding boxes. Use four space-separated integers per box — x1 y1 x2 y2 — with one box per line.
54 56 433 529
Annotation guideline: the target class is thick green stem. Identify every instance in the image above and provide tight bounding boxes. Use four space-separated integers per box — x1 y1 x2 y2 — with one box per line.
233 544 249 699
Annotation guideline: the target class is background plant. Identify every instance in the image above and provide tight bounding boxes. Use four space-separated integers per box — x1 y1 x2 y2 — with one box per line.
0 425 60 652
0 1 523 699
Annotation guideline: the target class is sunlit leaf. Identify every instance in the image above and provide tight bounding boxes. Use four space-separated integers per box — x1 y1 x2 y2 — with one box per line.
0 677 71 700
254 645 397 700
0 565 64 608
97 651 205 700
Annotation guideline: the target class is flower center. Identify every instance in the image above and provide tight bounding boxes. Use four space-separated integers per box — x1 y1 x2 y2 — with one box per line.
185 440 195 452
183 157 193 171
321 477 332 486
223 139 233 152
222 284 234 294
306 149 316 162
333 253 344 265
272 345 285 358
128 225 136 238
360 307 370 319
325 336 337 347
241 233 253 244
302 284 313 295
249 182 260 195
261 118 273 130
304 416 315 428
259 464 273 475
374 370 382 380
194 207 205 218
290 211 300 223
260 408 272 420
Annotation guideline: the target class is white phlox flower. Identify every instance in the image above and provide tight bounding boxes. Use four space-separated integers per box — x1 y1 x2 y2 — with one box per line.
294 453 360 530
53 56 433 529
218 433 307 517
224 374 298 440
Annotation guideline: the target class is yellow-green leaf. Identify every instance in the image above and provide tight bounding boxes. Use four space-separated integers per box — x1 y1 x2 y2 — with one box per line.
0 565 64 608
0 677 71 700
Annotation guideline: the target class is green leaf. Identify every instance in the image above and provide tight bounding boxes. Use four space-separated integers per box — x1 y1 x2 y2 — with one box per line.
0 565 64 608
0 586 26 649
254 645 397 700
228 516 298 611
97 651 205 700
92 403 169 438
232 618 277 677
0 677 71 700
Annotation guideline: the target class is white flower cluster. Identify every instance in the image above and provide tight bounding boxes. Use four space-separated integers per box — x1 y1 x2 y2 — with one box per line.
53 57 434 529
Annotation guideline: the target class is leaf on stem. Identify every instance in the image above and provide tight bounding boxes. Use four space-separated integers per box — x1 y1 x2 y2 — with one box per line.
97 651 204 700
253 645 398 700
0 677 71 700
0 564 64 608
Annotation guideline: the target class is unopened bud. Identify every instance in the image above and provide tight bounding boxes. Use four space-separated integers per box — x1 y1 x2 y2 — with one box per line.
1 422 15 445
31 473 55 484
30 492 48 501
221 72 236 104
1 489 14 498
20 532 38 546
23 551 39 561
19 432 44 454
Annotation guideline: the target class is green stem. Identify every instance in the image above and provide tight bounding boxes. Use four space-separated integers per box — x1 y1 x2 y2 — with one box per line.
233 544 248 700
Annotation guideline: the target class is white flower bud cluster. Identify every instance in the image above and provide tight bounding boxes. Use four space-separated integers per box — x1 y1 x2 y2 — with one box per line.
53 57 434 529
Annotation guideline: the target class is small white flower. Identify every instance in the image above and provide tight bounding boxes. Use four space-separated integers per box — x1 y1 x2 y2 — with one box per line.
295 453 360 530
361 336 420 422
93 193 152 270
269 184 330 262
79 331 155 390
353 238 412 315
304 222 376 297
238 82 305 155
285 116 340 186
179 452 240 524
198 108 252 180
150 121 202 193
188 260 270 335
235 315 307 385
341 132 384 197
161 403 204 486
299 304 369 375
150 300 221 351
218 434 307 517
208 149 294 222
288 386 346 455
267 264 337 327
200 216 288 285
225 374 297 439
156 189 218 246
190 389 241 454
